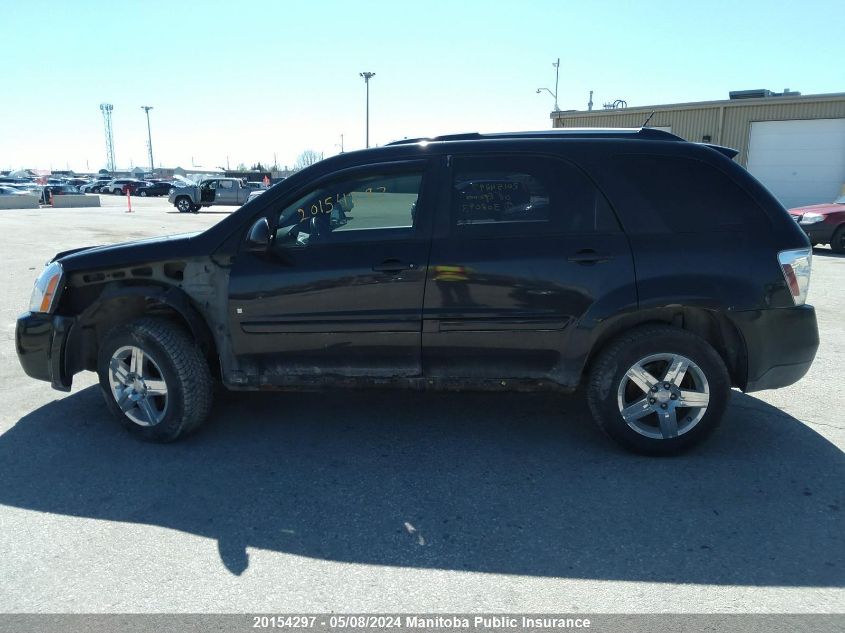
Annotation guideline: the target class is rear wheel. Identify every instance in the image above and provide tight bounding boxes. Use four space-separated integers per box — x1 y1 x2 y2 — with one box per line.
97 317 214 442
587 325 730 455
831 225 845 254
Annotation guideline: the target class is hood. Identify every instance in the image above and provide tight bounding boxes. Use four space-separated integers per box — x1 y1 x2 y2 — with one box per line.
788 202 844 215
54 232 202 272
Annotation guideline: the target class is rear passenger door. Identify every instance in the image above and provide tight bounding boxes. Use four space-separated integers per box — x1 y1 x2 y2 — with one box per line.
422 153 637 383
215 179 238 205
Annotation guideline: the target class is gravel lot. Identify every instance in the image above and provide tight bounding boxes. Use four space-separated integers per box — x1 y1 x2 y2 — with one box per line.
0 197 842 613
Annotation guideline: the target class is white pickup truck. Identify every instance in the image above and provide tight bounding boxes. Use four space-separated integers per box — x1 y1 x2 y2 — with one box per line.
168 178 254 213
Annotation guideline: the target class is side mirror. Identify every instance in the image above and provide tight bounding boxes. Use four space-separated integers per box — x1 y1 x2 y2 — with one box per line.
244 217 271 252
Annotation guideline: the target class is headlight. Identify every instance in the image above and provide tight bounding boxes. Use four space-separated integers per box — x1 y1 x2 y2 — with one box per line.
29 261 64 313
799 212 824 225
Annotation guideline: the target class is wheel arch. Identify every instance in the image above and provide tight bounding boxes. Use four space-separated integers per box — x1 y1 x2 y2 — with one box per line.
66 282 219 378
582 306 748 390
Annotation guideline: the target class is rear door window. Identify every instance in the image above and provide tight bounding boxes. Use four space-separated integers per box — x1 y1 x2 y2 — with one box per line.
450 155 619 237
608 155 766 233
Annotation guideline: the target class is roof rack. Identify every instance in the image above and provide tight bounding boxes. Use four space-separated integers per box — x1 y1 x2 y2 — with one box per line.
387 128 682 146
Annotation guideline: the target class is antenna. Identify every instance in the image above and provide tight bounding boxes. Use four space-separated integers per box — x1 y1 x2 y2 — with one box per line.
642 110 656 127
99 103 115 172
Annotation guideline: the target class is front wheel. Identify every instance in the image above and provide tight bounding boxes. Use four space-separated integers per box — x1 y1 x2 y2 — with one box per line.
97 317 214 442
175 197 192 213
587 325 730 455
830 225 845 254
140 190 147 197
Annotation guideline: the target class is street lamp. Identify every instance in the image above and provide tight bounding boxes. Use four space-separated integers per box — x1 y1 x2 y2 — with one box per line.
359 72 375 148
141 106 154 173
535 58 560 111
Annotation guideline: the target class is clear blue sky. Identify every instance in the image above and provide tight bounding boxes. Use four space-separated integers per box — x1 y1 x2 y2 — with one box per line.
1 0 842 172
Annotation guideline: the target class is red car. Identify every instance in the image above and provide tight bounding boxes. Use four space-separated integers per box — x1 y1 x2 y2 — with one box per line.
788 195 845 253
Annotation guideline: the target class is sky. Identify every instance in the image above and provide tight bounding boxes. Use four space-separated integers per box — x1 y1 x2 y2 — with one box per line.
1 0 843 173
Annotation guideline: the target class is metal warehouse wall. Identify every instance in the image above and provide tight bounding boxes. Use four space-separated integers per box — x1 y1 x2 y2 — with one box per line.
551 94 845 166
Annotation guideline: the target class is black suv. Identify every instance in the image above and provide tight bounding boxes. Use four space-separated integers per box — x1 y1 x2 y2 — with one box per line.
16 129 819 454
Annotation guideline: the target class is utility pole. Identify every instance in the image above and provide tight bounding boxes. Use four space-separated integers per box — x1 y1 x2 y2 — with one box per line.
535 58 560 112
141 106 154 173
359 72 375 148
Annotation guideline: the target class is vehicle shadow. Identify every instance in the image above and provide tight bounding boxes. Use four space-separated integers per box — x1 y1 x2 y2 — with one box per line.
0 387 842 585
812 246 845 258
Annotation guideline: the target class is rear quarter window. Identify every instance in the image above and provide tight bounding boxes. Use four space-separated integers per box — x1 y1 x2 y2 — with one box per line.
607 155 767 234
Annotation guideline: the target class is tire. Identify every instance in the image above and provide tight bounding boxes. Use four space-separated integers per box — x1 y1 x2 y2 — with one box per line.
586 325 730 456
191 204 202 213
175 197 192 213
97 317 214 442
830 225 845 254
140 190 147 197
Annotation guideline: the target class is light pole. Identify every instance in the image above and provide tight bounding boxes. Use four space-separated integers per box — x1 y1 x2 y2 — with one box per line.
359 72 375 148
535 58 560 111
141 106 154 173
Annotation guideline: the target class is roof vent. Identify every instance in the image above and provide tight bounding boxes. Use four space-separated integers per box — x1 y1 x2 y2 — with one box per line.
729 89 772 100
729 88 801 99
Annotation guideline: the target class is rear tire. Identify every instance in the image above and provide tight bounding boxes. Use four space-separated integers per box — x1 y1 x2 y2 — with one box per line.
587 325 730 456
97 317 214 442
830 225 845 254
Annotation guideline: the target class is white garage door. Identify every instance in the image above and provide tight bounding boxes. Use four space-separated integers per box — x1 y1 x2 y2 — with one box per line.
747 118 845 209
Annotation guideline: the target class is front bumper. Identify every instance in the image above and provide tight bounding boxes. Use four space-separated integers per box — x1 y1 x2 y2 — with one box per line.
730 305 819 392
16 312 75 391
795 221 836 244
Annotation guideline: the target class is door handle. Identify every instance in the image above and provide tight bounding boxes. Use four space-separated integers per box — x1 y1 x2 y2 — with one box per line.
373 259 416 273
567 250 612 264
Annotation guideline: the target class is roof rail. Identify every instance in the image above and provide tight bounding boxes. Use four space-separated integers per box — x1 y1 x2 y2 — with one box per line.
387 128 682 146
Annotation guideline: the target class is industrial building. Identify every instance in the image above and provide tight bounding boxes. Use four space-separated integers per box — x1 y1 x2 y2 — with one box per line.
551 90 845 208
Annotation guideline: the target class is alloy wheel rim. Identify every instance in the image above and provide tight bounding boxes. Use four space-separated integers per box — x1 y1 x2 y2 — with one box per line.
107 345 169 427
616 353 710 440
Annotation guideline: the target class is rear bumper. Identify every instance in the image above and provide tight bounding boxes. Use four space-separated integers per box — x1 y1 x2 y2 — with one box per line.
15 312 75 392
730 305 819 392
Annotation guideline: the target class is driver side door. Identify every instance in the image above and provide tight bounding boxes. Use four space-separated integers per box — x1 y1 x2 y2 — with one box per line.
227 158 438 384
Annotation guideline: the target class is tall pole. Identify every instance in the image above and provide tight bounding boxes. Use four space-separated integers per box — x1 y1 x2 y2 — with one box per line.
141 106 154 173
359 72 375 148
99 103 115 172
553 58 560 112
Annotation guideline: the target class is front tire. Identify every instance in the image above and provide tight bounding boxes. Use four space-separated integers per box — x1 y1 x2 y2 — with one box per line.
175 197 192 213
830 225 845 254
587 325 730 455
140 190 147 197
97 317 213 442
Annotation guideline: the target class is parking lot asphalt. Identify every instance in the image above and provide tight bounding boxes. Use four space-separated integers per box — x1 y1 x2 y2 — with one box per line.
0 199 842 613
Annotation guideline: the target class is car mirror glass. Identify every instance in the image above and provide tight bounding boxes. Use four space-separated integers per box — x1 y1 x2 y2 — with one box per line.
244 218 271 252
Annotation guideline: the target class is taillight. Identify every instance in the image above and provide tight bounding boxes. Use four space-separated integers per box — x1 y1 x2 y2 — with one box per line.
778 248 812 306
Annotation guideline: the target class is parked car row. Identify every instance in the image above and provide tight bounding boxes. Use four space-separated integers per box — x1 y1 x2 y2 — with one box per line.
0 182 84 203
